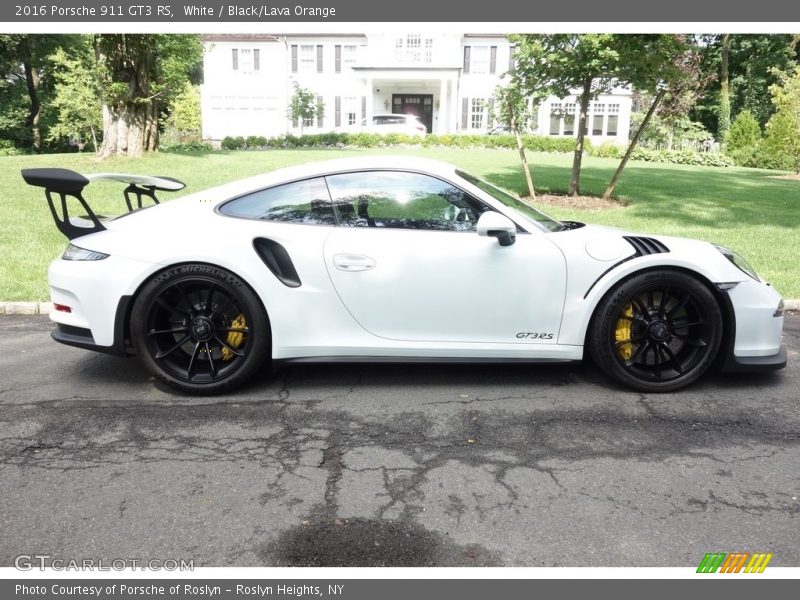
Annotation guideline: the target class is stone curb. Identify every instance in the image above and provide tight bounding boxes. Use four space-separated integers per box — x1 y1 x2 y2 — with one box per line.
1 299 798 315
0 302 54 315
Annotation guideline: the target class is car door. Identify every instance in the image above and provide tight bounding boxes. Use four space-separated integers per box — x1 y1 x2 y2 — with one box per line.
323 170 567 344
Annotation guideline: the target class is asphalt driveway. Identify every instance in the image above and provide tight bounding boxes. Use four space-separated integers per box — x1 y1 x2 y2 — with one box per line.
0 314 798 568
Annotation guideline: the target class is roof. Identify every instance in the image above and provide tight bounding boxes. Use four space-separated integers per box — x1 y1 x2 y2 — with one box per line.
175 156 460 207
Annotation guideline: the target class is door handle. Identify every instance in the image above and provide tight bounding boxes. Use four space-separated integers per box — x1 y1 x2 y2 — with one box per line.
333 254 376 272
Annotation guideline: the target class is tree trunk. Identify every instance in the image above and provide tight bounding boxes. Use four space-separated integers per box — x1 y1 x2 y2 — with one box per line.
602 89 665 201
90 125 98 154
22 56 41 153
99 100 157 158
512 114 535 199
569 77 593 196
719 34 731 143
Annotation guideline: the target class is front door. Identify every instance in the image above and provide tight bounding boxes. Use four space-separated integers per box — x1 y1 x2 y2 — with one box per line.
392 94 433 133
322 170 567 344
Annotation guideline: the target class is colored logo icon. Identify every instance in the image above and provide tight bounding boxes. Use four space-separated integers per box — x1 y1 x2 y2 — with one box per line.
697 552 773 573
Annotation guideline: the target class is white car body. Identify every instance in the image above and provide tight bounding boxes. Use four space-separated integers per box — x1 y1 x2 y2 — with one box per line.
24 156 786 393
361 114 427 137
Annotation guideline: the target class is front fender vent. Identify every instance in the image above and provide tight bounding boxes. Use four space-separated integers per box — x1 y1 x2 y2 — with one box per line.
623 236 669 256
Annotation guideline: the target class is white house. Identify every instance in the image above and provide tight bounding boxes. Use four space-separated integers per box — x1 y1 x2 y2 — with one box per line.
200 32 632 143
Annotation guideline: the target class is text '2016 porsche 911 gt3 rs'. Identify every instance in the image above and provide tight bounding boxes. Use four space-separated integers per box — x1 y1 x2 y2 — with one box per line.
21 157 786 394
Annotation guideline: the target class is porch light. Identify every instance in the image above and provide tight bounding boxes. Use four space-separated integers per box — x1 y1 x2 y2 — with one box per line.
384 99 390 110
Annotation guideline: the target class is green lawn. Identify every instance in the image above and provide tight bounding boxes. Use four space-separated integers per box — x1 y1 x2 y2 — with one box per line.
1 148 798 301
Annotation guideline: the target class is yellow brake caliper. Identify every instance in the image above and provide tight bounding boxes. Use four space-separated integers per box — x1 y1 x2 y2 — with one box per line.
615 303 634 360
222 313 247 361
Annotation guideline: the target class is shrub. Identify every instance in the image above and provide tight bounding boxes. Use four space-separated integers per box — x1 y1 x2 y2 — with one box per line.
627 147 734 168
161 140 213 153
0 139 23 156
587 142 623 159
245 135 268 149
726 111 762 153
221 136 245 150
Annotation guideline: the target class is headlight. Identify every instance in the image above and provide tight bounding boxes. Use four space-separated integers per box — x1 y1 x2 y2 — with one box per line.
714 244 760 281
62 243 109 261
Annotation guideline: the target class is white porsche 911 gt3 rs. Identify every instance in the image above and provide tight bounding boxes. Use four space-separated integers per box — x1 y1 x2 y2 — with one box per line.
22 156 786 394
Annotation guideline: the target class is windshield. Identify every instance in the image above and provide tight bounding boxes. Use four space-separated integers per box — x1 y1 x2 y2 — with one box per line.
456 170 563 232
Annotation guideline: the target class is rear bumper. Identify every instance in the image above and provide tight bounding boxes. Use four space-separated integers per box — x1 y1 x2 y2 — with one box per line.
721 344 788 373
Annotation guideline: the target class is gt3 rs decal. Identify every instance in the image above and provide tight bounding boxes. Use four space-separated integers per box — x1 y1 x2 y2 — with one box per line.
516 332 555 340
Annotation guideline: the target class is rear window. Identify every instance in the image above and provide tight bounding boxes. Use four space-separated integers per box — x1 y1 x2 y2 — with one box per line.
219 177 335 225
373 116 406 125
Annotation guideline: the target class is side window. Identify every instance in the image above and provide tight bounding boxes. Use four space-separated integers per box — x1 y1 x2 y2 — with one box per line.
325 171 488 231
219 177 335 225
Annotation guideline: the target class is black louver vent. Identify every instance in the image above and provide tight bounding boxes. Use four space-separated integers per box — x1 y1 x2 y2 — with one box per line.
623 236 669 256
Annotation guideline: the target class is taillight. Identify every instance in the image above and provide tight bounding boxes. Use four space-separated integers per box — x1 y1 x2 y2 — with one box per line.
54 303 72 313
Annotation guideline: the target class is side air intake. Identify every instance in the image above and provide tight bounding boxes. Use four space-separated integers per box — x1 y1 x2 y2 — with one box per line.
623 236 669 256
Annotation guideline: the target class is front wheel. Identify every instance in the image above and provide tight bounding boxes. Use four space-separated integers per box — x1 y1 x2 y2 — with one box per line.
588 270 723 392
131 264 270 394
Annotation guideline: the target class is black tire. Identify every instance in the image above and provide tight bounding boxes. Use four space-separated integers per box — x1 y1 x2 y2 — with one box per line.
588 270 723 392
131 264 270 395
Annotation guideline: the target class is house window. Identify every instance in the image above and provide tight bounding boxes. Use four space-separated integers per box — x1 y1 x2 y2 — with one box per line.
549 102 562 135
394 33 433 64
470 46 490 74
345 96 358 126
342 45 357 68
470 98 485 130
607 103 620 136
232 49 258 74
563 102 576 136
592 103 605 135
299 45 316 72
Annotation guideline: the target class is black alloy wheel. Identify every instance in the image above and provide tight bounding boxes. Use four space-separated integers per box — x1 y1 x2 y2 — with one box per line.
589 270 723 392
131 264 269 394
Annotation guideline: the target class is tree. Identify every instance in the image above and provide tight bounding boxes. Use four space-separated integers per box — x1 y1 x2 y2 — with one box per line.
94 34 202 157
0 34 71 151
726 110 761 151
47 41 102 152
762 67 800 173
511 34 686 197
493 80 536 198
718 34 732 144
603 36 704 200
692 35 798 135
288 83 323 135
163 81 202 141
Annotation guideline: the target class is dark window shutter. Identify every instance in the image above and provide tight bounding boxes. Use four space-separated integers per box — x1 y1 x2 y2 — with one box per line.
317 95 324 128
508 45 516 72
317 45 323 73
462 97 469 130
335 96 341 127
232 49 238 71
253 49 260 71
463 46 470 73
489 46 497 74
291 45 298 73
335 45 341 73
361 96 367 120
488 98 495 127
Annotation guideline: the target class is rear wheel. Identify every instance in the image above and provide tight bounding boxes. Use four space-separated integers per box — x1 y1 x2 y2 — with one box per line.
588 270 723 392
131 264 269 394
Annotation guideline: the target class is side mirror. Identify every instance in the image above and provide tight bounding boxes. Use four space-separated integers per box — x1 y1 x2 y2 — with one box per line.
476 211 517 247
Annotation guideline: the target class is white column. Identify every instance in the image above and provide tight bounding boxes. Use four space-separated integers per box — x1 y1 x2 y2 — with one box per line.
437 77 447 134
448 79 458 133
365 77 373 125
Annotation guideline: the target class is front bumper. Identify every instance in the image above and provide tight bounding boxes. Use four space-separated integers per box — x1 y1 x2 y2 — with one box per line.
721 344 788 373
718 278 786 373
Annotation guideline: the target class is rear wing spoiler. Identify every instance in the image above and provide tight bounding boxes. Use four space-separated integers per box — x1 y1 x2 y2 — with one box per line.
21 168 186 240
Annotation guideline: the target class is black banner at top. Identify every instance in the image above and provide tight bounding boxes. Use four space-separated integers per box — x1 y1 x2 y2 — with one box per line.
3 0 800 23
